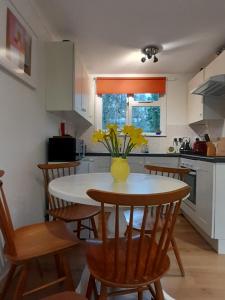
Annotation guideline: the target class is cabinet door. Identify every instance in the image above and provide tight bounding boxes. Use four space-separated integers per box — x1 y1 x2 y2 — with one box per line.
89 156 110 173
127 157 145 173
87 76 95 124
187 70 204 124
81 65 88 117
187 93 203 124
144 157 179 168
205 51 225 80
46 42 74 111
195 161 214 237
76 161 89 174
74 49 83 114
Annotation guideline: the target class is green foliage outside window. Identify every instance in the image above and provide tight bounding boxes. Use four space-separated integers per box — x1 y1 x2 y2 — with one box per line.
102 94 161 134
102 94 126 130
132 106 160 133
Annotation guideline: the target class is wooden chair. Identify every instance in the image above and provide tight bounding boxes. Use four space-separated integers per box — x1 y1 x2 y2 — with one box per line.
0 170 79 300
125 165 190 277
38 162 100 239
85 185 190 300
41 291 87 300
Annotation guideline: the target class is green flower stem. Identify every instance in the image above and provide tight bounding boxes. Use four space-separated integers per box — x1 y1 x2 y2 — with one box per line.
125 144 135 157
103 137 113 155
113 130 119 156
109 131 116 155
100 141 111 154
122 134 127 156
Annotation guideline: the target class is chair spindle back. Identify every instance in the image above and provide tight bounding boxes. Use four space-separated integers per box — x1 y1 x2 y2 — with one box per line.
37 162 80 210
145 165 190 181
87 186 190 283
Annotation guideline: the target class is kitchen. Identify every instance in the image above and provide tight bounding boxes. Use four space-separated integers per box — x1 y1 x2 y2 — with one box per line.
1 0 225 299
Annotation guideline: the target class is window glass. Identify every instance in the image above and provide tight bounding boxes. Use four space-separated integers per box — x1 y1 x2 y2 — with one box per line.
102 94 127 130
131 106 160 133
133 93 159 102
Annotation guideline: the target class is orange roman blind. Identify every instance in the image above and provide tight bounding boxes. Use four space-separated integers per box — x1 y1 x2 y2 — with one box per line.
96 77 166 95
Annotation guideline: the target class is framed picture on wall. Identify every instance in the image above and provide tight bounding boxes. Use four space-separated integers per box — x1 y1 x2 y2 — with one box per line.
0 0 37 88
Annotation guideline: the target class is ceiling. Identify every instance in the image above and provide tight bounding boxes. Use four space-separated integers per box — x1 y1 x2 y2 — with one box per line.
33 0 225 74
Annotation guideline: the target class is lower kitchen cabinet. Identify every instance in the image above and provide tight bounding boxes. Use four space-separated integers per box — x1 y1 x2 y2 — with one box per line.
88 156 111 173
145 156 179 168
180 159 214 237
127 157 145 173
195 161 214 237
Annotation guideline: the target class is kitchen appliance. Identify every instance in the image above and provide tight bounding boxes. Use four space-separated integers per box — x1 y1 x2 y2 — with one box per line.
192 74 225 96
180 161 197 210
193 138 207 156
179 137 192 154
48 137 84 162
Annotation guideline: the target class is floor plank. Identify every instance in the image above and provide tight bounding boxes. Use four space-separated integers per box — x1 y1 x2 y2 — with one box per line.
2 215 225 299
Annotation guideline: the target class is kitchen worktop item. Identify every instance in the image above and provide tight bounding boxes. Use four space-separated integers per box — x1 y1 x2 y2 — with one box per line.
193 138 207 156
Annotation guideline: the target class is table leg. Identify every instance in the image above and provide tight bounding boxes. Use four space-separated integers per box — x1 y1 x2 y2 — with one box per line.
107 207 128 237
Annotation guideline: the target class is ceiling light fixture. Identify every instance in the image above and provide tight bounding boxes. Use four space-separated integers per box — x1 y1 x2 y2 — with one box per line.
141 45 160 63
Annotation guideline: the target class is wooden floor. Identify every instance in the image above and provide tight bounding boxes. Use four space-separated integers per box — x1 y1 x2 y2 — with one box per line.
2 215 225 300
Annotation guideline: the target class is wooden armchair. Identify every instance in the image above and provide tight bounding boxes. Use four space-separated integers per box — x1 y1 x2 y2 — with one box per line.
85 185 190 300
125 164 190 276
0 170 79 300
38 162 100 239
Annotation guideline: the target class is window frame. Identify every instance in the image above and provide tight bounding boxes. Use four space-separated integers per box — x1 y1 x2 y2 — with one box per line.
95 94 167 136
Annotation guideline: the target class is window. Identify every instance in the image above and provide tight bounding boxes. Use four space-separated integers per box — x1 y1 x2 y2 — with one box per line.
97 93 166 136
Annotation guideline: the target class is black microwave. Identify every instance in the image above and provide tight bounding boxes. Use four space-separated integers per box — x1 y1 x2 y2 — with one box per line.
48 137 84 162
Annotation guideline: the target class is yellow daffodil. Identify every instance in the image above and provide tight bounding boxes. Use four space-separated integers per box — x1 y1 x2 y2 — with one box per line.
131 134 148 146
91 124 148 157
122 125 135 136
106 123 118 132
92 130 105 143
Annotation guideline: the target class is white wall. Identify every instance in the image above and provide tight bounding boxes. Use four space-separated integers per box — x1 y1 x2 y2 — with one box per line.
81 74 197 153
0 0 62 228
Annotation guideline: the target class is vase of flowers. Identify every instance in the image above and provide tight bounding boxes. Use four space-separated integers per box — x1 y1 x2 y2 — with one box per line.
92 124 148 182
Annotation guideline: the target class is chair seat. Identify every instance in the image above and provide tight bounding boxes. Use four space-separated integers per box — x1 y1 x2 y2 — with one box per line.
86 236 170 288
41 291 87 300
49 203 100 221
5 220 79 262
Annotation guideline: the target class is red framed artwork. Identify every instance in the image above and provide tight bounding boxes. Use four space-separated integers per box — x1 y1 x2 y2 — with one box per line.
0 0 36 88
6 8 32 76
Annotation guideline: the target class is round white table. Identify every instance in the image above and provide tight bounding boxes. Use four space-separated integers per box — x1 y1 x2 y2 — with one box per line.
49 173 187 300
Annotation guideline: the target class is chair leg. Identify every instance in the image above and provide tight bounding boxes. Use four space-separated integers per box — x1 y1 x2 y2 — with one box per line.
170 236 185 276
138 290 143 300
154 280 164 300
54 254 63 278
99 284 107 300
77 220 82 239
35 259 44 279
148 284 156 299
1 264 17 298
86 274 98 300
90 217 98 238
61 254 75 290
13 264 29 300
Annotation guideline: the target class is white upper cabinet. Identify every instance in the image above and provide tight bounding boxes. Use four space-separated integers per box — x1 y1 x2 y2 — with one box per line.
187 70 204 124
46 41 74 111
46 41 94 124
205 51 225 81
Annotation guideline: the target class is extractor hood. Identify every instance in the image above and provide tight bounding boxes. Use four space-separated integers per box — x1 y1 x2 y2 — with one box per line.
192 75 225 96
